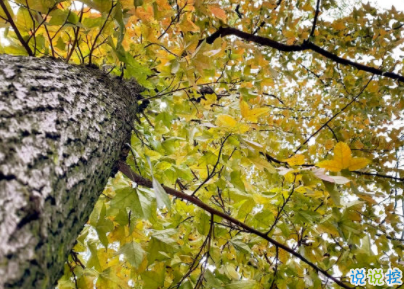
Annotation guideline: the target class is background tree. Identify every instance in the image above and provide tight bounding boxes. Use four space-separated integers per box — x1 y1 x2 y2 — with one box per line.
0 0 403 288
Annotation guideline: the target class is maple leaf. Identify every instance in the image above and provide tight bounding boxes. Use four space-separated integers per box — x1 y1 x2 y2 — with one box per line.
317 142 371 172
240 100 270 122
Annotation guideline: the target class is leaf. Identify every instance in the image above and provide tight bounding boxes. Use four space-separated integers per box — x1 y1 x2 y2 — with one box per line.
141 262 165 289
94 203 114 248
316 160 343 172
196 212 211 235
313 168 350 184
209 6 227 22
152 178 171 209
204 48 221 57
284 154 305 166
87 240 102 271
216 114 237 127
110 187 145 219
248 156 276 173
316 142 370 172
225 280 257 289
134 0 144 8
329 176 350 184
147 229 178 263
240 100 269 122
147 157 171 209
348 157 371 171
333 142 352 169
230 239 251 254
323 181 340 206
118 242 145 268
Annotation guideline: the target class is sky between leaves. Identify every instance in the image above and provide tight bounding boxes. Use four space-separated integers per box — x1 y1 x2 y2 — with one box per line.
1 0 404 288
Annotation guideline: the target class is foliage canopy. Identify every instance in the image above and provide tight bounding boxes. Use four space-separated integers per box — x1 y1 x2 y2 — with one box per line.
1 0 404 288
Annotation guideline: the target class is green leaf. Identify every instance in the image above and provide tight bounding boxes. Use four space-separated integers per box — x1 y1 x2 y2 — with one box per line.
56 37 65 50
118 241 145 268
87 240 102 271
323 181 340 206
147 229 178 263
141 262 165 289
48 9 68 26
147 157 171 209
225 280 257 289
196 212 210 235
110 187 145 219
152 177 171 209
94 203 114 248
230 239 251 254
134 0 144 8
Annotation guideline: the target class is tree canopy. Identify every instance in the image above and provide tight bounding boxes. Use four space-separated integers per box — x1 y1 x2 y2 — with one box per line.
1 0 404 288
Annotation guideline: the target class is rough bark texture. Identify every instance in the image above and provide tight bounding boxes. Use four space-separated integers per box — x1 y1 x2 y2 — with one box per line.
0 55 142 289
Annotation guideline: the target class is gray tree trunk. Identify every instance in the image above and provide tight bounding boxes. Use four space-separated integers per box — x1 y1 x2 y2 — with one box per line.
0 55 142 289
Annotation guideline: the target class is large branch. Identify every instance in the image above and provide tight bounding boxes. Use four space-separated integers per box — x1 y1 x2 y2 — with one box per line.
0 55 142 288
118 162 352 289
205 27 404 83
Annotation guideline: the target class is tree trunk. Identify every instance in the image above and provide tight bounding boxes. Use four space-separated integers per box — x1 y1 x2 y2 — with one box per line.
0 55 142 289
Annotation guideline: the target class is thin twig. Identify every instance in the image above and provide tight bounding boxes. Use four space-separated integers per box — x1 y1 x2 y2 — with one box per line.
309 0 321 38
191 135 231 196
0 0 33 55
266 175 297 235
292 76 374 155
88 1 116 65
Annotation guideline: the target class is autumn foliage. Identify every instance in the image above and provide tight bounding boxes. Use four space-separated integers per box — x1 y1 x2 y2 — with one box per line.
1 0 404 288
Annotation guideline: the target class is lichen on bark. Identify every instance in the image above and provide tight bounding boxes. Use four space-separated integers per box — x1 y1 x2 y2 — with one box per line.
0 55 142 289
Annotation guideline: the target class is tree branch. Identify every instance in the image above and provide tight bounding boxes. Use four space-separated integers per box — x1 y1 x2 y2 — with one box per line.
205 27 404 83
66 6 84 63
88 1 116 65
266 175 297 235
0 0 33 56
292 76 373 155
191 134 231 197
309 0 321 38
118 161 352 289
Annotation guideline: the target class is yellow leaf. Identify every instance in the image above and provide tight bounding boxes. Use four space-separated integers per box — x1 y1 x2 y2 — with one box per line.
278 249 288 264
333 142 352 169
332 21 345 31
317 142 371 172
240 101 269 122
316 160 343 172
348 157 371 171
284 154 305 166
235 123 250 133
209 6 226 22
324 139 334 150
240 100 249 119
247 156 276 173
216 115 237 127
144 148 161 161
200 94 216 106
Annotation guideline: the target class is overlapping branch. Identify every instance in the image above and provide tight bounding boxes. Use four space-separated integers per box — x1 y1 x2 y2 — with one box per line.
205 27 404 83
118 161 352 289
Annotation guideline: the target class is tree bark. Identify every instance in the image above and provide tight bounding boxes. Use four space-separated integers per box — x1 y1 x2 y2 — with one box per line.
0 55 142 289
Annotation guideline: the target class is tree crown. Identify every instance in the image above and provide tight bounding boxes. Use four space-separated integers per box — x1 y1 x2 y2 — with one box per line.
1 0 403 288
